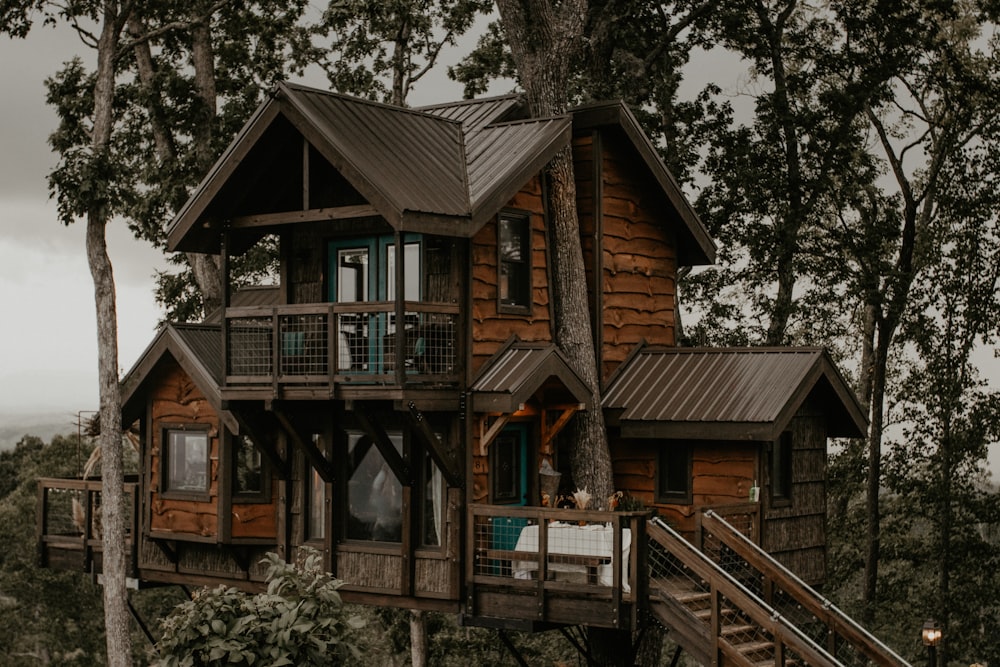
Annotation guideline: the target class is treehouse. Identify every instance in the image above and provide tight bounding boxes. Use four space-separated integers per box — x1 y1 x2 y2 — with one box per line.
37 84 908 665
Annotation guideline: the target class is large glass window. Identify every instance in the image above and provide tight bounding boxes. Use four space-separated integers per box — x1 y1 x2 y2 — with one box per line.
498 211 531 311
163 428 210 497
657 443 692 504
337 247 369 302
346 431 403 542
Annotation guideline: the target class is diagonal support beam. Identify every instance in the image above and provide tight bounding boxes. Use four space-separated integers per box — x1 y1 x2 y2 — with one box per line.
406 402 462 488
478 414 511 456
541 403 584 454
231 409 289 479
354 406 411 485
271 408 335 483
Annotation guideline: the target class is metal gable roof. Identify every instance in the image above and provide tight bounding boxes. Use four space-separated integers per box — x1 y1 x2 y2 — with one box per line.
471 341 592 413
602 346 867 440
168 86 573 251
120 323 226 428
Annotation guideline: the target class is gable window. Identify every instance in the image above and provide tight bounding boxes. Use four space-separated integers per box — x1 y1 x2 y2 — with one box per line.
498 211 531 312
771 432 793 503
657 442 692 504
162 426 210 499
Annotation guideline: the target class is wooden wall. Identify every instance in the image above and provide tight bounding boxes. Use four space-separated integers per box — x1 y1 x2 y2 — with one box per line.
574 130 680 382
146 359 277 543
611 437 757 542
761 411 828 584
470 176 553 376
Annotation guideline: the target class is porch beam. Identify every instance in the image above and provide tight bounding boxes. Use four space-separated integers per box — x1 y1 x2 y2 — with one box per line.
540 403 584 454
229 204 379 229
354 406 411 485
478 414 511 456
406 402 462 488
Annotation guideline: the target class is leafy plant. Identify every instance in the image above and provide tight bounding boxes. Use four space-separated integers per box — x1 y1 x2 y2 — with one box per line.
155 549 364 666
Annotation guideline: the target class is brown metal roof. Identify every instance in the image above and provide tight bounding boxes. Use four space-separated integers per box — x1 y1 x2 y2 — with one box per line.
471 340 592 413
602 346 867 440
121 324 227 428
168 85 571 251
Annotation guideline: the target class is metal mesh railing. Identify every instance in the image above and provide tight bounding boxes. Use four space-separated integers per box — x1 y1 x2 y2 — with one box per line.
698 511 911 667
225 304 459 384
648 516 840 667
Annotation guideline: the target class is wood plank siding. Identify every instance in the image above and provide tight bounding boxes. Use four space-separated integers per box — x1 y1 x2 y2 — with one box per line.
574 131 679 382
761 412 828 584
611 438 757 542
470 176 553 375
146 359 277 542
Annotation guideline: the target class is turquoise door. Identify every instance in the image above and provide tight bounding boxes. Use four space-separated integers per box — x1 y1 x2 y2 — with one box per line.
490 424 530 569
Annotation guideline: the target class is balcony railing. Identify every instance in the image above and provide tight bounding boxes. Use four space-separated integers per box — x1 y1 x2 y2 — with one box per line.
225 301 460 388
466 504 649 630
37 477 139 576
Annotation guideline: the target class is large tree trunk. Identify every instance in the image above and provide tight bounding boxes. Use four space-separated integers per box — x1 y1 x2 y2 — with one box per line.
92 3 132 665
496 0 614 505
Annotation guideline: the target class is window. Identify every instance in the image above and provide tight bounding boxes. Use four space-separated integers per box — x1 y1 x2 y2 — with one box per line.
306 433 328 541
232 434 267 500
657 443 692 504
498 211 531 311
163 427 210 499
346 431 403 542
771 432 793 502
421 452 445 547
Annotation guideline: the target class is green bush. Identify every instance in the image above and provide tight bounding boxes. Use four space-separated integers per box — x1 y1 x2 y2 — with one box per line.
155 549 364 666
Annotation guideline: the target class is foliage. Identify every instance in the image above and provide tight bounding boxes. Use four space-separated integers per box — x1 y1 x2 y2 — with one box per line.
155 549 365 666
294 0 492 106
0 434 107 665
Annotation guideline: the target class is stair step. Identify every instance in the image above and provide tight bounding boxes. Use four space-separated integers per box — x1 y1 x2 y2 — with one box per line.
721 623 756 637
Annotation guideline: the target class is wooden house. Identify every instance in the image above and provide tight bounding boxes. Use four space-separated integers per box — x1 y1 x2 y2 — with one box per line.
38 84 904 665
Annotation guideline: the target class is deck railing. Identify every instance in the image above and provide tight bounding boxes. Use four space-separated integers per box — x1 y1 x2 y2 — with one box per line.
225 301 459 387
36 477 139 576
466 504 648 630
697 510 910 666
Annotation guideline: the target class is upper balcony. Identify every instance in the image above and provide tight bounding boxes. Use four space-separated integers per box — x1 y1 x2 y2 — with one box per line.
222 300 461 400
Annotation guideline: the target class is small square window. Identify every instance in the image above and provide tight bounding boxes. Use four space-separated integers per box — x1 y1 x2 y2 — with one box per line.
498 211 531 312
163 427 210 499
657 443 692 504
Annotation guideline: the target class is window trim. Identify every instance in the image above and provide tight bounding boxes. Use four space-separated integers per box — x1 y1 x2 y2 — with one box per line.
656 442 693 505
497 209 532 314
160 423 212 502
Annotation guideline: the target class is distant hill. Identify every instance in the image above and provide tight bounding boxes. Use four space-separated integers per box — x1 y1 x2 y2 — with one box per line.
0 411 88 450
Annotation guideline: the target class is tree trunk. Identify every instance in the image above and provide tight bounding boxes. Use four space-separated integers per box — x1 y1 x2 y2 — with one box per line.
92 4 132 664
496 0 614 505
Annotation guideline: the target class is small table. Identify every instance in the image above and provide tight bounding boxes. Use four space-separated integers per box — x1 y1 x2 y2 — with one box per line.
511 522 631 590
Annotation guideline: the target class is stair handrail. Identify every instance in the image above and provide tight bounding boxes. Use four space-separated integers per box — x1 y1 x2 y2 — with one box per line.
649 516 839 666
701 510 911 667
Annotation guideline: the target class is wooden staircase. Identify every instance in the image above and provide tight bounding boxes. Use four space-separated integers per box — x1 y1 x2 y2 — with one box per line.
645 515 910 666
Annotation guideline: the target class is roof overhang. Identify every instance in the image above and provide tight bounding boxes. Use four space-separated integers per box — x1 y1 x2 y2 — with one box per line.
571 101 717 267
120 324 232 431
471 340 592 413
602 345 868 441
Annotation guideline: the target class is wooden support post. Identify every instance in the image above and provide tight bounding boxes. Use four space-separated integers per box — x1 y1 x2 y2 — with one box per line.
406 402 462 488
